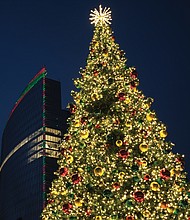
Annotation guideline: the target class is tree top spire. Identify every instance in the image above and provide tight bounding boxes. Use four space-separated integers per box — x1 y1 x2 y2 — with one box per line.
90 5 112 26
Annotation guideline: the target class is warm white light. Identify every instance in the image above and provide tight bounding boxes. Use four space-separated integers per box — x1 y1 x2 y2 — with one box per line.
90 5 112 26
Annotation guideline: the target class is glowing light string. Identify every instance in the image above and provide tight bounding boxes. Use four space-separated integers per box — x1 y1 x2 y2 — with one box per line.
9 67 47 118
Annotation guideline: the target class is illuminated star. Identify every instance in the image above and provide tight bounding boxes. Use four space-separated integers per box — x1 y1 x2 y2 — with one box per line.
90 5 112 26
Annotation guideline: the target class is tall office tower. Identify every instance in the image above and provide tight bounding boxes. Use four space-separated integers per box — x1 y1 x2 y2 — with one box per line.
0 68 70 220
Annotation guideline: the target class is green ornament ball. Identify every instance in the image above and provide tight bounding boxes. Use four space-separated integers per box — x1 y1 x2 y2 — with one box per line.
156 178 162 185
86 166 92 172
173 209 179 215
186 191 190 198
66 182 72 189
111 215 118 219
75 84 81 89
179 200 188 207
107 134 114 141
138 119 143 124
112 169 117 174
108 78 114 84
70 217 77 220
52 210 57 215
69 193 74 199
86 183 94 193
80 143 86 149
125 199 133 207
133 176 140 182
103 189 113 198
132 165 139 172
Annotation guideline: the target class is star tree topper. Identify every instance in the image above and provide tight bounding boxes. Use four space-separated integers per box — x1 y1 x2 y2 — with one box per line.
90 5 112 26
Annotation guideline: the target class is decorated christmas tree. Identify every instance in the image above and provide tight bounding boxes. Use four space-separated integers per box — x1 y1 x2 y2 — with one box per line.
42 5 190 220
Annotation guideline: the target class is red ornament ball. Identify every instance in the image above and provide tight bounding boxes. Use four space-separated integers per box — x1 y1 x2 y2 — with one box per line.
60 148 66 155
118 92 125 101
60 167 68 177
95 124 101 129
113 119 120 125
131 110 136 116
69 104 76 113
94 70 99 76
160 168 170 180
123 141 128 145
72 173 81 184
143 174 150 181
130 81 137 89
113 182 120 189
81 117 88 125
112 36 115 41
48 199 54 204
86 209 92 216
120 50 125 56
118 149 129 159
133 191 145 202
126 216 134 220
62 203 72 214
140 129 148 138
176 157 185 165
130 70 138 79
65 135 71 141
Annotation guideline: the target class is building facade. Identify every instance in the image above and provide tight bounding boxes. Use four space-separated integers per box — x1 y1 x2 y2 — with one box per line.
0 68 69 220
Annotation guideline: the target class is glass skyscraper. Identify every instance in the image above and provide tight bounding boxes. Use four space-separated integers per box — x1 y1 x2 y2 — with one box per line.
0 68 69 220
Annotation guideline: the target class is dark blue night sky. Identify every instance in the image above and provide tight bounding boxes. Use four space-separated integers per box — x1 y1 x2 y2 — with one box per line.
0 1 190 173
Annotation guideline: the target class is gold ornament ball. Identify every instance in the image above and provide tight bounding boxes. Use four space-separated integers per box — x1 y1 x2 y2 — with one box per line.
95 42 99 47
131 86 137 92
95 217 102 220
141 160 147 167
146 113 154 121
103 53 108 57
61 190 68 195
78 168 84 173
116 140 123 147
94 167 104 176
119 172 125 179
160 130 168 138
139 143 149 152
125 121 132 128
91 93 99 101
66 155 74 164
167 206 175 214
150 182 160 191
124 97 131 104
143 103 150 109
143 210 151 217
73 120 81 127
81 130 89 139
102 62 107 67
178 187 185 192
170 168 180 177
52 190 58 195
74 199 83 207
